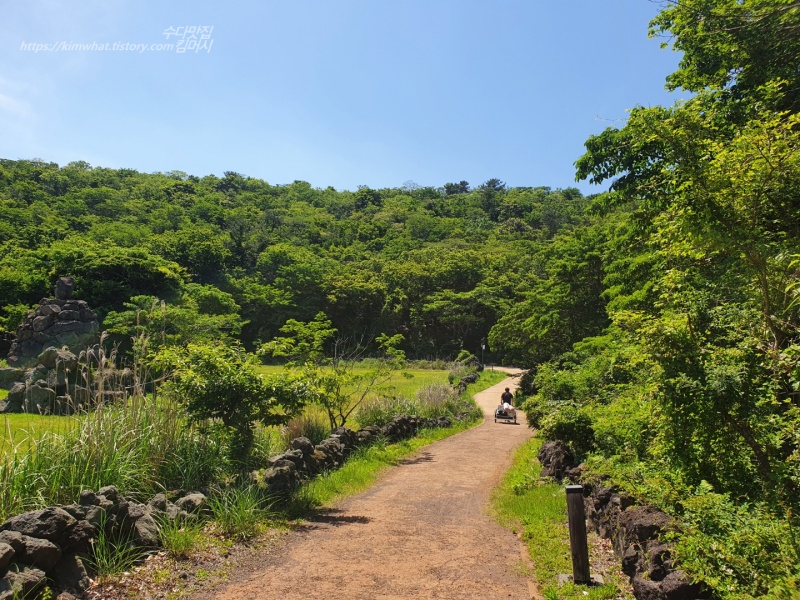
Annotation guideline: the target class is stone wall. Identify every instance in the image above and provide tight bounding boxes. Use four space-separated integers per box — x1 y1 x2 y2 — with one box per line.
0 414 468 598
536 441 708 600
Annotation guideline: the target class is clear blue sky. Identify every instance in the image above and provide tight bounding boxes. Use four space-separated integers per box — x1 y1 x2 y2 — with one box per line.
1 1 684 194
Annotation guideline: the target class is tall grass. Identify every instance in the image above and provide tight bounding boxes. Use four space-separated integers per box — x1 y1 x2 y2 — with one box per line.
0 341 225 520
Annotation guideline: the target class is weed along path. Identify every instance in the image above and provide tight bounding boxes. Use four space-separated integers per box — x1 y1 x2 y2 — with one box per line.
205 370 536 600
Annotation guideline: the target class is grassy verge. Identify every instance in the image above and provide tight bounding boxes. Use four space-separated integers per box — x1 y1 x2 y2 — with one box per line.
467 369 507 393
287 419 477 515
492 437 626 600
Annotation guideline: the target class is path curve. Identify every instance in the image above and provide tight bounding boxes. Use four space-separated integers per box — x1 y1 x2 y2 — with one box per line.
205 370 535 599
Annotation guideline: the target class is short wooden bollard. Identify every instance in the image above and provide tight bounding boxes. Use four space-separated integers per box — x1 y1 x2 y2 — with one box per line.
566 485 591 584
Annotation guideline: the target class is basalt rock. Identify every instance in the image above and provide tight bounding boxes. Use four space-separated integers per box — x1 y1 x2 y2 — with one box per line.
537 440 575 481
4 280 101 414
580 481 709 600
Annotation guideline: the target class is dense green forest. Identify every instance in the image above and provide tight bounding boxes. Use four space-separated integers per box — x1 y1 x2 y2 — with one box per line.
0 159 591 361
2 0 800 595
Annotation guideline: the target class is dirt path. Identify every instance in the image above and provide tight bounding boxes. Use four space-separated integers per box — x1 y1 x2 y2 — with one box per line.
203 370 536 599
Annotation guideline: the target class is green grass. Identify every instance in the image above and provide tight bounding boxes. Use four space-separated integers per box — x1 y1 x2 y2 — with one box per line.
466 369 507 393
258 365 450 397
1 413 80 452
492 437 623 600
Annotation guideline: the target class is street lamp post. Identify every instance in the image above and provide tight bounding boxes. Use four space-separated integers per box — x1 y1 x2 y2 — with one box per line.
481 338 486 369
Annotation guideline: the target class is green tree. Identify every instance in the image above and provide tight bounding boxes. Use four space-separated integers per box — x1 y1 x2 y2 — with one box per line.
155 343 315 466
261 313 407 429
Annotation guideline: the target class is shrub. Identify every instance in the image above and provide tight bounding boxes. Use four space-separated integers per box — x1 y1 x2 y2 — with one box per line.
673 484 799 598
155 343 317 466
518 395 551 429
356 395 420 427
538 404 595 459
415 384 465 420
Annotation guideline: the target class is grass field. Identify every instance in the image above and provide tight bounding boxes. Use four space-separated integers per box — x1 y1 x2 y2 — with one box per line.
1 413 79 452
257 364 451 399
0 366 503 459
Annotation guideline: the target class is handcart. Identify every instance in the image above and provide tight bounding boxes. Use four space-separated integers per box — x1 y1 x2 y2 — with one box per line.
494 405 517 424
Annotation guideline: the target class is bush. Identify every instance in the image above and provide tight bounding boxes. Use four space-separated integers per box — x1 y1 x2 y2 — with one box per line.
356 395 420 428
448 364 478 386
673 483 799 598
415 384 467 420
538 404 595 459
518 395 551 429
280 409 331 446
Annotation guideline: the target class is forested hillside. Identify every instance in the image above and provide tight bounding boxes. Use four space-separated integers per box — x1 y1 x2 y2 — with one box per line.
0 164 595 361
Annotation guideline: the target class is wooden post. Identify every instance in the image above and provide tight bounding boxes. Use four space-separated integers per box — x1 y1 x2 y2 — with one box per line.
566 485 591 584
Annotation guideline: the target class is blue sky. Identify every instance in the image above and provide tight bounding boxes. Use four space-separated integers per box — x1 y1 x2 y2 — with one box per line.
1 1 684 194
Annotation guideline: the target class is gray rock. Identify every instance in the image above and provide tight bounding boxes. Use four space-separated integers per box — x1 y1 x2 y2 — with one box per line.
0 531 24 555
617 506 674 550
38 304 62 317
33 332 52 344
537 440 575 481
0 543 14 573
660 570 707 600
0 368 23 390
0 507 77 545
17 535 61 571
54 277 74 300
174 493 207 514
132 513 160 548
291 436 315 457
23 384 55 413
32 315 54 333
3 383 24 413
60 520 96 554
78 490 99 507
148 493 167 512
38 348 78 372
51 554 90 595
277 449 305 471
46 370 67 390
59 505 86 521
96 485 119 503
1 565 47 599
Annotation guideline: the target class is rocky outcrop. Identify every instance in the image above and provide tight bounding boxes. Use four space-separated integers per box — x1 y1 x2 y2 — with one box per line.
0 346 110 415
6 278 99 371
0 278 104 415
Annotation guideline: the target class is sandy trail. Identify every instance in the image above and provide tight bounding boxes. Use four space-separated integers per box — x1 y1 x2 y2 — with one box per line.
203 369 535 599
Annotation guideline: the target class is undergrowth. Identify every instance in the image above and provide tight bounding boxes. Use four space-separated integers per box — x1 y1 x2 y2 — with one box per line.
492 437 624 600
